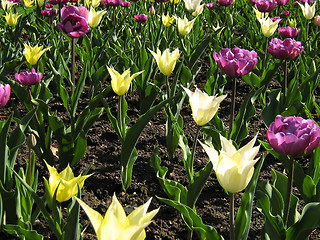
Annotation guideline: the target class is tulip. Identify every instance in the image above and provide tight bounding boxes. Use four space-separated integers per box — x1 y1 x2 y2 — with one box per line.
277 0 289 5
288 18 297 27
170 0 180 3
0 84 10 109
24 0 34 7
205 2 215 10
92 0 101 7
41 8 58 17
36 0 44 7
267 38 303 60
267 115 320 157
258 17 281 37
253 6 269 19
315 15 320 26
104 0 122 6
298 1 316 20
162 14 175 27
107 67 143 95
213 48 258 77
23 44 50 66
184 0 203 15
76 194 159 240
149 48 180 76
88 7 106 28
1 0 16 11
5 11 21 27
120 1 130 7
182 86 227 126
192 5 204 16
255 0 277 12
283 10 290 16
15 68 42 86
217 0 234 6
134 14 148 22
200 134 260 193
57 5 90 39
44 161 92 202
177 16 196 37
278 26 300 38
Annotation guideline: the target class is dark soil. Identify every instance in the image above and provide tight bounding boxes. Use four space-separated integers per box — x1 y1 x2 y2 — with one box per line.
2 67 320 240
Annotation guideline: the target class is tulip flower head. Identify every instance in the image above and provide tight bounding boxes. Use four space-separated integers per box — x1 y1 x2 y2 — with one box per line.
41 8 58 17
213 48 258 77
288 18 297 27
255 0 277 12
278 26 300 38
57 5 90 38
24 0 34 7
76 194 159 240
266 115 320 157
120 1 130 7
205 2 215 10
177 16 196 37
162 14 175 27
149 48 180 76
298 1 316 20
200 134 260 193
315 15 320 26
170 0 180 4
183 0 204 16
258 17 281 37
267 38 303 60
92 0 101 7
183 86 227 126
5 11 21 27
107 67 143 95
44 161 92 202
253 6 269 19
103 0 122 6
23 44 50 66
134 14 148 22
88 7 106 28
277 0 289 5
0 84 11 109
2 0 16 11
217 0 234 6
15 68 42 86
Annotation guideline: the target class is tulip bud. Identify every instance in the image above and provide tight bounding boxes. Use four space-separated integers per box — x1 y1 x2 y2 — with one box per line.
26 134 37 148
314 15 320 26
288 18 296 27
150 5 155 15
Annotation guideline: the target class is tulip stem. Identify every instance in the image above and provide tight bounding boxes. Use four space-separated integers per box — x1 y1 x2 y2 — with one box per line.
230 192 235 240
284 156 294 227
229 77 236 137
71 38 75 95
166 75 171 98
283 60 288 107
189 125 201 181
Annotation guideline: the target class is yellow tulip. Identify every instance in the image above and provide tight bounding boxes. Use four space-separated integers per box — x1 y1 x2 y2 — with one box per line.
5 12 21 27
253 7 269 20
170 0 180 4
107 67 143 95
76 194 159 240
298 2 316 20
36 0 44 7
149 48 180 76
192 5 204 17
44 161 92 202
2 0 16 11
183 86 227 126
24 0 34 7
200 134 260 193
92 0 101 7
23 44 50 66
85 0 91 8
257 17 281 37
88 7 107 28
288 18 297 27
177 17 196 37
162 14 175 27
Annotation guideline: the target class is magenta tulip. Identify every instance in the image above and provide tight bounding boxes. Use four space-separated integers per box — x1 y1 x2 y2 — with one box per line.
267 115 320 157
283 10 290 15
255 0 277 12
103 0 122 6
41 8 58 17
217 0 234 6
57 5 90 38
267 38 303 60
0 84 10 109
120 1 130 7
48 0 69 4
278 27 300 38
15 68 42 86
277 0 289 5
213 48 258 77
205 3 215 9
134 14 148 22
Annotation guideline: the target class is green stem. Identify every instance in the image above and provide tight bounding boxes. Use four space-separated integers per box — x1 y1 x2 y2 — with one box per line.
71 38 75 95
283 60 288 108
189 125 201 181
230 193 235 240
166 75 171 99
229 77 236 137
284 157 294 227
118 95 125 141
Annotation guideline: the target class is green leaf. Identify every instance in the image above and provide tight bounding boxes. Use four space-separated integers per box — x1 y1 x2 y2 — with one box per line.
286 202 320 240
3 224 43 240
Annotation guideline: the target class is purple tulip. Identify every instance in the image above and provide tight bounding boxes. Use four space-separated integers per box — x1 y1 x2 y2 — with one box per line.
57 5 90 38
277 0 289 5
134 14 148 22
217 0 234 6
15 68 42 86
120 1 130 7
267 115 320 157
48 0 70 5
103 0 122 6
283 10 290 15
255 0 277 12
41 8 58 17
213 48 258 77
278 27 300 38
45 3 54 7
205 3 215 10
0 84 10 109
8 0 21 3
267 38 303 60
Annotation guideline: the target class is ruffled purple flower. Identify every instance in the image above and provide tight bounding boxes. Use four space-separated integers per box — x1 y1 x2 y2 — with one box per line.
0 84 10 109
267 115 320 157
41 8 58 17
48 0 69 5
120 1 130 7
57 5 90 38
103 0 122 6
255 0 277 12
278 26 300 38
134 14 148 22
213 48 258 77
277 0 289 5
267 38 303 60
15 68 42 86
217 0 234 7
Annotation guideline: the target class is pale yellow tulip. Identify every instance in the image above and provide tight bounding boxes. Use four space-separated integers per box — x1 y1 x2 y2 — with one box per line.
23 43 50 65
149 48 180 76
258 17 281 37
177 17 196 37
298 2 316 20
88 7 107 28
